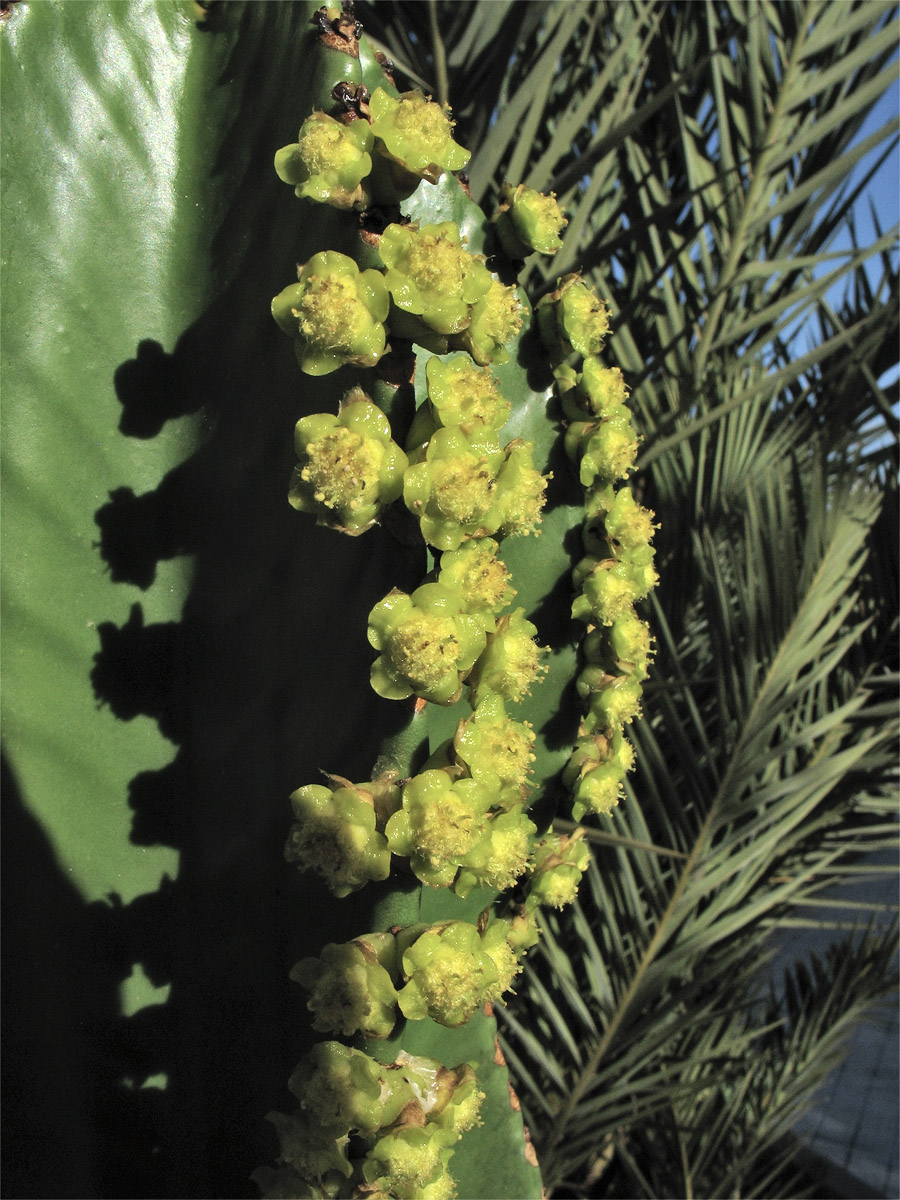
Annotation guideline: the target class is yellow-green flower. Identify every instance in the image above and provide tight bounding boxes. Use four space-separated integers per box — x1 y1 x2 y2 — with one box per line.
289 1043 414 1136
403 427 547 551
274 110 373 209
556 358 630 421
452 693 535 810
289 391 408 534
403 426 505 550
362 1128 454 1200
380 222 492 342
565 412 638 486
537 273 610 362
525 829 590 909
453 809 536 897
369 87 470 185
468 609 547 706
396 921 499 1027
272 250 389 375
494 183 567 257
437 538 516 626
368 583 488 704
385 768 492 887
564 729 635 820
425 353 511 433
290 934 399 1040
283 778 397 897
454 277 525 365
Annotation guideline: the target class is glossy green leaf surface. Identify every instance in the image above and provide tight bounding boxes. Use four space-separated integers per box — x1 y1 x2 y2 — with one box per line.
2 4 572 1196
2 4 423 1195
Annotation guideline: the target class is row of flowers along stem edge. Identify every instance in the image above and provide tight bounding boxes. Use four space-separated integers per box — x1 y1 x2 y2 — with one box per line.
253 9 656 1199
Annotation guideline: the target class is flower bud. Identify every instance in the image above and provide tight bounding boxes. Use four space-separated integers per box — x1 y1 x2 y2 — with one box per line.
525 829 590 909
493 183 567 258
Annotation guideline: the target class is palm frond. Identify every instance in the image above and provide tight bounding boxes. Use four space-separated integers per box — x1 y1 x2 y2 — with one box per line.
368 1 900 1194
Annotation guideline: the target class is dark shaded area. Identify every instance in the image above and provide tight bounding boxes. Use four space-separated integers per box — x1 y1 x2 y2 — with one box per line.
2 5 424 1198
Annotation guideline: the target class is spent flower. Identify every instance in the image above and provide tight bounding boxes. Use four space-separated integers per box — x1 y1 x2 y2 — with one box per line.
284 780 393 897
290 933 399 1039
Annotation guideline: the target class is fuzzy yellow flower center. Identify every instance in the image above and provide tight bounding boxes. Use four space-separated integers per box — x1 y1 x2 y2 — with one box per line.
418 949 483 1024
296 275 368 352
301 427 383 512
407 233 468 294
298 117 358 175
394 93 453 144
480 721 535 785
460 549 511 610
416 790 478 868
389 612 459 690
432 456 495 524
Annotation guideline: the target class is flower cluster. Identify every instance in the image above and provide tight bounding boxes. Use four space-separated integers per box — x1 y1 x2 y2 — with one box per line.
253 1045 483 1200
275 87 470 213
286 730 539 900
260 30 655 1195
538 279 658 820
272 88 527 373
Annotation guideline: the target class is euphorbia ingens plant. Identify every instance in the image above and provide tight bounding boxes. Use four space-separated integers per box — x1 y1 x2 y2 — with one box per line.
255 7 657 1198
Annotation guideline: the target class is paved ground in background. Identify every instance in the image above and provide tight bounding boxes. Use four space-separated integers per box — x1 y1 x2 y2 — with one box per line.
774 849 899 1199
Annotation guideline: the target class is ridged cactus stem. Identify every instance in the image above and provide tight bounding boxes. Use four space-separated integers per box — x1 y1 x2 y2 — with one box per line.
254 7 657 1199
